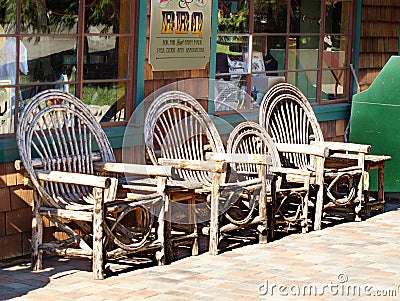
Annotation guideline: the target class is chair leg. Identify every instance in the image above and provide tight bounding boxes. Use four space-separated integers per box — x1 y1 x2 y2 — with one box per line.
267 193 276 241
258 187 268 244
189 192 199 256
92 188 104 280
313 185 324 231
209 200 219 255
301 178 310 234
301 191 309 234
157 195 167 265
354 174 364 222
363 171 371 216
157 178 168 265
31 192 43 271
209 173 221 255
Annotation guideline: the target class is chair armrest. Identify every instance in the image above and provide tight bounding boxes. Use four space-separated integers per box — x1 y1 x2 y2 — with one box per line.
36 170 112 188
312 141 371 154
158 158 227 173
275 143 329 157
206 152 272 165
94 162 173 177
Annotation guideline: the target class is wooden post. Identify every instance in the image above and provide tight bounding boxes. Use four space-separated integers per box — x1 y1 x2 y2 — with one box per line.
156 177 167 265
31 191 43 271
209 171 221 255
363 168 371 215
92 187 104 280
189 190 199 256
268 190 276 241
313 156 325 231
258 165 268 244
301 176 310 234
377 164 385 213
355 153 366 222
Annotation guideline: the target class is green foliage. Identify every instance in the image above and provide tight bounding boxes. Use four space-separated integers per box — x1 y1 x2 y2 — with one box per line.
218 1 249 33
0 0 118 33
81 85 122 106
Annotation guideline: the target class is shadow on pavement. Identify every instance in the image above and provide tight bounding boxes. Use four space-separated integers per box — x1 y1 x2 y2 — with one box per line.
0 255 157 300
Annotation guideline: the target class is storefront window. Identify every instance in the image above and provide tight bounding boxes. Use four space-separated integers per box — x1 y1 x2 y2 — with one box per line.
0 0 136 135
215 0 354 111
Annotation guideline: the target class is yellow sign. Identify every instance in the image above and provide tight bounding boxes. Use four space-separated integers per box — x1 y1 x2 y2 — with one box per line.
149 0 211 71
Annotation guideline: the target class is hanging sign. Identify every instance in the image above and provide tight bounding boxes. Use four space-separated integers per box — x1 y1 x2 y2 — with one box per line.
149 0 211 71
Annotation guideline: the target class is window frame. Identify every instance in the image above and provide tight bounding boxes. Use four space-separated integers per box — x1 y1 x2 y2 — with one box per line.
0 0 137 138
215 0 356 108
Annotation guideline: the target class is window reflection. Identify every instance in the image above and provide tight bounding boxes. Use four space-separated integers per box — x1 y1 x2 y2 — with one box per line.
290 0 321 34
325 1 351 34
0 0 132 134
218 0 249 33
216 0 354 108
321 69 348 101
254 1 287 33
83 83 127 122
287 36 320 70
287 70 318 103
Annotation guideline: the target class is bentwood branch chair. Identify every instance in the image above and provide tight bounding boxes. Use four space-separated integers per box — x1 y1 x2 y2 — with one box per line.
225 122 328 234
259 83 371 230
144 91 275 255
16 90 173 280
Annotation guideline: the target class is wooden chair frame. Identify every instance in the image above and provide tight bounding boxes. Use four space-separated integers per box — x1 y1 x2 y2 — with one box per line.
16 90 173 279
259 83 370 230
225 122 328 234
144 91 276 255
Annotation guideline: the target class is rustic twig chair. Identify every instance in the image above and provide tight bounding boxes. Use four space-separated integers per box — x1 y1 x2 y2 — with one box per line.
144 91 275 254
259 83 370 230
225 122 328 234
206 122 276 243
16 90 173 279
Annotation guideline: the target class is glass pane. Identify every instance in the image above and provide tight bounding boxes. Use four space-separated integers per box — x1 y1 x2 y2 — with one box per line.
325 0 351 34
22 37 77 84
19 0 79 34
214 79 250 112
253 36 286 72
216 35 249 80
250 71 286 106
0 3 17 34
291 0 321 34
85 0 131 34
287 37 320 70
287 70 317 103
254 1 287 33
82 83 127 122
218 0 249 33
19 84 77 108
321 69 348 101
0 31 28 133
323 35 349 67
0 83 16 134
84 36 127 80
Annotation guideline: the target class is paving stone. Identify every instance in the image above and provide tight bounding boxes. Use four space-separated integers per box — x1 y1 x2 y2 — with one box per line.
1 205 400 300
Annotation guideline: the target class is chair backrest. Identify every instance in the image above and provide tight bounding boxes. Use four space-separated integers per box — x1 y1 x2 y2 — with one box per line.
259 83 324 170
17 90 116 209
144 90 225 187
227 121 280 180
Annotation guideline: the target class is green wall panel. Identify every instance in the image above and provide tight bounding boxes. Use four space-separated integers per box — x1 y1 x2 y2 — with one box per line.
350 56 400 192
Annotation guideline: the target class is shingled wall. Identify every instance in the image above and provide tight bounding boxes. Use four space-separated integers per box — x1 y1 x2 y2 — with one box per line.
358 0 400 91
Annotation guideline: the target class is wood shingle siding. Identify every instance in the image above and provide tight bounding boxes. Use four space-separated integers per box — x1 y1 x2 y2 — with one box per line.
358 1 400 91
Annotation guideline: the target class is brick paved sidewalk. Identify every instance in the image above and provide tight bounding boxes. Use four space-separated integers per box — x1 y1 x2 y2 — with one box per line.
1 203 399 301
